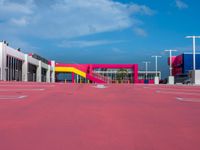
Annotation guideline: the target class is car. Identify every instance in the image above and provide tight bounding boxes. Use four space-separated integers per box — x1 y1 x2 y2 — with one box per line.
183 79 191 85
159 78 168 84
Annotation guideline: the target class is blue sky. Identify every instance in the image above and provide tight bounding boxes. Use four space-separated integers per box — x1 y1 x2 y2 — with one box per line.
0 0 200 77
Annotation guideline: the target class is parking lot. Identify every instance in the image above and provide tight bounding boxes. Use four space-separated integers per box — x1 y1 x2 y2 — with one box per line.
0 82 200 150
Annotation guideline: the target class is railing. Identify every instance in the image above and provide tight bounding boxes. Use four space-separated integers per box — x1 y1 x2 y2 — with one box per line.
92 72 113 83
92 72 133 84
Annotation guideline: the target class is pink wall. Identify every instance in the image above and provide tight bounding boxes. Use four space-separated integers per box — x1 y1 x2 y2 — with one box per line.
138 80 145 84
167 55 183 76
56 63 139 83
133 64 138 83
148 80 154 84
138 79 155 84
173 55 183 66
172 55 183 76
168 56 176 65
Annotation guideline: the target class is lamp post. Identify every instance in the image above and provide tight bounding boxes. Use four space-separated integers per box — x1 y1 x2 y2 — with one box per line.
164 50 177 84
151 56 162 84
151 56 162 77
143 61 151 80
185 36 200 84
164 50 177 76
185 36 200 70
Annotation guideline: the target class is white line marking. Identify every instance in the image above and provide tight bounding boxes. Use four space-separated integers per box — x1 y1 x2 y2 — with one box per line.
0 85 55 87
176 97 183 100
0 95 27 100
156 90 200 96
0 88 45 91
93 84 107 89
176 97 200 102
18 96 28 99
144 87 200 92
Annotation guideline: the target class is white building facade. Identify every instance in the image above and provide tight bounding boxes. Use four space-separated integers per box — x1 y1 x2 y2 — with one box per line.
0 41 55 82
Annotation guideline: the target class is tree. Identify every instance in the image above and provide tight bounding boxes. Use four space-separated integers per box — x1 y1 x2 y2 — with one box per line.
116 69 128 83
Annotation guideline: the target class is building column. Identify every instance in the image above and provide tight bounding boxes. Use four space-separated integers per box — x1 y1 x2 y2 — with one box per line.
46 65 51 83
87 64 93 75
77 74 79 83
22 54 28 82
133 64 138 83
0 43 4 80
51 60 55 83
72 72 75 83
37 61 42 82
0 42 7 81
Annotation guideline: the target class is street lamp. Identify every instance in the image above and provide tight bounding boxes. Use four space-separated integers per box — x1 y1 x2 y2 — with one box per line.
185 36 200 70
142 61 151 80
164 50 177 76
164 50 177 85
151 56 162 84
151 56 162 77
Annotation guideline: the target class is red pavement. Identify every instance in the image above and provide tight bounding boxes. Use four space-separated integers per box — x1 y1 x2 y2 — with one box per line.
0 82 200 150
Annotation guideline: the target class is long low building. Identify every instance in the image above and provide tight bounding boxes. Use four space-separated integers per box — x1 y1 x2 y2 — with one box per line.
55 63 139 83
55 63 161 84
169 52 200 83
0 41 161 84
0 41 55 82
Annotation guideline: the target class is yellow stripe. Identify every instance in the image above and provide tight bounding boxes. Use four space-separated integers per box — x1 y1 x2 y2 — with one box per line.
55 67 86 78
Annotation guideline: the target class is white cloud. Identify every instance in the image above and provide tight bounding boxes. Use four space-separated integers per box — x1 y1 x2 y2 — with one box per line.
0 0 154 39
128 4 155 15
0 0 35 15
58 40 123 48
175 0 188 9
10 17 29 26
112 48 125 54
133 27 147 37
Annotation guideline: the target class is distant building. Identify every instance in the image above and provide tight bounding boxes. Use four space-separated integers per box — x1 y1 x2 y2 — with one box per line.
55 63 161 84
170 53 200 83
0 41 55 82
55 64 139 83
138 71 161 80
1 41 161 84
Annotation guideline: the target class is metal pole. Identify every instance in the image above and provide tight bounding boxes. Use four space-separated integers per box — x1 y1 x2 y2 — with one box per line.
169 50 172 76
186 36 200 70
143 61 150 80
145 62 147 80
152 56 162 77
155 57 158 76
164 50 177 76
193 37 196 70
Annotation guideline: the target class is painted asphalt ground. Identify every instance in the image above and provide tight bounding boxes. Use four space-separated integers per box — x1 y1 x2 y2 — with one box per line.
0 82 200 150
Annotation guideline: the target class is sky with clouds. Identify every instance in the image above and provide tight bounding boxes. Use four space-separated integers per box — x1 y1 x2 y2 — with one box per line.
0 0 200 77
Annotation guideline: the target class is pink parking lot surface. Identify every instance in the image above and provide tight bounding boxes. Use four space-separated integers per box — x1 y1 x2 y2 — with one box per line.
0 82 200 150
